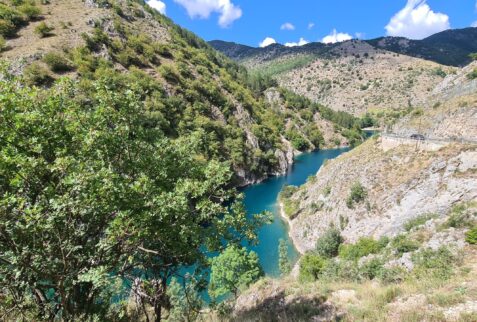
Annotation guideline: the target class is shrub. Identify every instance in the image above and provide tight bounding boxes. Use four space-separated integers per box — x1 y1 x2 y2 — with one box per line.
359 257 385 280
346 182 367 208
404 213 437 231
0 35 6 51
34 21 54 38
299 253 327 282
467 69 477 80
315 227 343 258
443 203 476 229
23 63 54 86
412 247 459 280
279 185 298 200
0 19 16 37
282 199 299 219
18 4 41 20
42 52 73 72
285 128 310 151
391 235 419 255
339 237 382 260
466 225 477 245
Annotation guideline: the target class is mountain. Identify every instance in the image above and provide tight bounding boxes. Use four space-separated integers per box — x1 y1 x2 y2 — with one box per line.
232 49 477 322
210 29 477 116
210 28 477 67
0 0 365 187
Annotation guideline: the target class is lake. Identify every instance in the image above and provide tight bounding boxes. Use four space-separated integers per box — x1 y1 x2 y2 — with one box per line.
242 147 350 276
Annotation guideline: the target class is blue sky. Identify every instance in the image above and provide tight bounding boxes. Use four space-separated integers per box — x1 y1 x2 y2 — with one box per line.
146 0 477 47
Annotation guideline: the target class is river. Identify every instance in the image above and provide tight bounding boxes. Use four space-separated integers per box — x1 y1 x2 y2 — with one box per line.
241 147 350 276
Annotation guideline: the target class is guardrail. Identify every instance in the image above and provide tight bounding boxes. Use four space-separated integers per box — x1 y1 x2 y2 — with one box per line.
381 133 477 146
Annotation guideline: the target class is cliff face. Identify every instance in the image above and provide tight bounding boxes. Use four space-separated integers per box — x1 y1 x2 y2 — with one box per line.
284 138 477 252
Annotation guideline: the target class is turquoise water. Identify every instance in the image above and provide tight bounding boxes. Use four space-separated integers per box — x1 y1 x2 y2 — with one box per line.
242 147 350 276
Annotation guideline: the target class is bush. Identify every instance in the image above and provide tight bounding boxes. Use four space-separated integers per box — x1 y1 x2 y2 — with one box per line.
339 237 382 260
0 19 16 37
34 21 54 38
443 203 476 229
42 52 73 72
23 62 54 86
359 257 385 280
18 4 41 20
467 69 477 80
466 225 477 245
404 213 437 231
391 235 419 255
412 247 459 280
279 185 298 200
315 228 343 258
346 182 367 208
299 253 327 282
0 35 6 51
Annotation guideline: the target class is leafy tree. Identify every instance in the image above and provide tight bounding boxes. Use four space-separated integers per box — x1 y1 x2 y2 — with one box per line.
166 277 203 322
0 75 268 321
278 239 291 275
299 253 327 282
209 245 264 299
315 227 343 258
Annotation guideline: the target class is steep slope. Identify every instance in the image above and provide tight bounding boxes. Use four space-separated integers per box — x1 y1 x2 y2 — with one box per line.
0 0 361 186
212 39 456 115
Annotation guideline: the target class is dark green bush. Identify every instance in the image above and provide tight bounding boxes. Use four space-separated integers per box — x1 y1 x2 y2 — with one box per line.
346 182 367 208
299 253 327 282
338 237 382 260
0 19 16 37
285 128 310 151
23 62 54 86
466 225 477 245
43 52 74 72
315 227 343 258
34 21 54 38
391 235 420 255
18 3 41 19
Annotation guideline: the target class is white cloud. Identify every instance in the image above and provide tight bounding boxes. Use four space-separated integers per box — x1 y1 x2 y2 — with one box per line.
308 22 315 30
385 0 450 39
173 0 242 28
355 32 365 39
280 22 295 31
147 0 166 14
472 21 477 27
259 37 277 48
321 29 352 44
285 37 309 47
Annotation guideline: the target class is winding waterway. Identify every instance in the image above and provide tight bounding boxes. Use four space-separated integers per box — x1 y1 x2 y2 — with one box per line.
242 147 350 276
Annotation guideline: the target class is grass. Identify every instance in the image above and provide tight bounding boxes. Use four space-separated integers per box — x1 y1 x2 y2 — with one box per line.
404 213 438 231
251 54 317 77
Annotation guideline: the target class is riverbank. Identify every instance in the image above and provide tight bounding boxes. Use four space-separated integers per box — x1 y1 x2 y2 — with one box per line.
278 202 305 255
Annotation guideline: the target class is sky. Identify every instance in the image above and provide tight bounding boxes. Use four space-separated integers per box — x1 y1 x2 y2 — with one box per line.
146 0 477 47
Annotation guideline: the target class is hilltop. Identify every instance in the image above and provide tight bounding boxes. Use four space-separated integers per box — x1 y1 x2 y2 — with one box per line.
211 29 477 116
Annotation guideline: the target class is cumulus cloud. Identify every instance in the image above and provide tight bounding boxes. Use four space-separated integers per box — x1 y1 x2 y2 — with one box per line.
147 0 166 14
280 22 295 31
321 29 352 44
308 22 315 30
285 37 309 47
385 0 450 39
472 21 477 27
259 37 277 48
174 0 242 28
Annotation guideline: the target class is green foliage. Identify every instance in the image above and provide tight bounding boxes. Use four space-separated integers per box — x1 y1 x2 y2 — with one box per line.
285 128 310 151
391 235 420 255
23 62 54 86
469 53 477 61
315 227 343 258
404 213 437 231
209 245 264 299
280 185 298 199
167 277 203 322
278 239 291 275
34 21 54 38
0 1 41 37
467 68 477 80
346 182 367 208
338 237 383 260
18 3 41 19
0 35 5 51
466 225 477 245
442 202 476 229
0 75 268 320
42 52 74 72
412 247 460 280
299 253 327 282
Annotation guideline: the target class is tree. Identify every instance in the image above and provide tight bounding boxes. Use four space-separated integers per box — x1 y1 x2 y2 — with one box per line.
278 239 291 275
315 228 343 258
166 277 203 322
0 74 268 321
209 245 264 299
299 253 327 282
